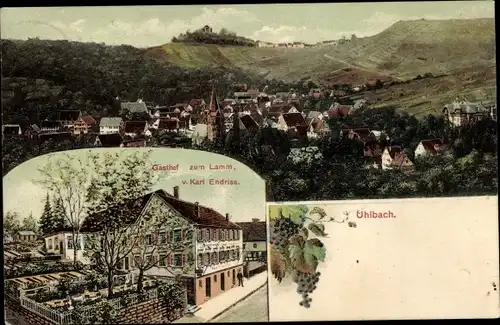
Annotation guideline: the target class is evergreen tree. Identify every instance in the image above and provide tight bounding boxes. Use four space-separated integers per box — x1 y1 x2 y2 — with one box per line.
51 196 66 231
40 193 54 235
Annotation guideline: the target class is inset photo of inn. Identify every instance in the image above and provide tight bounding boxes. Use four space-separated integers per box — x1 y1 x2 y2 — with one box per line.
3 148 269 324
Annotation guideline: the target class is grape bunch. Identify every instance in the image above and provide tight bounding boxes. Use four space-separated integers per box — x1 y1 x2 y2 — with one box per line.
295 271 321 308
270 218 302 252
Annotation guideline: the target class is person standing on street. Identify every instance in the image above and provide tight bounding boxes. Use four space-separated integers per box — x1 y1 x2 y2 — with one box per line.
237 271 244 287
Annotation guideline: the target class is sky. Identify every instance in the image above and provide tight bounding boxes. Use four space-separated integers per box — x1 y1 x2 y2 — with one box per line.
2 148 266 225
0 2 495 48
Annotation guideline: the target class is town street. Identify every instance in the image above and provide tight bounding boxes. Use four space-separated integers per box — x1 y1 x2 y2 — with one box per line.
211 285 269 323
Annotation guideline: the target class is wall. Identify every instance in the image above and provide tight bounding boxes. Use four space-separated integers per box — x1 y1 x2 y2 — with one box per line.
194 265 244 306
4 296 55 325
117 298 185 324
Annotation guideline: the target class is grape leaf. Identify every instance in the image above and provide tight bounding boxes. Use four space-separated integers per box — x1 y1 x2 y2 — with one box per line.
288 244 315 274
309 206 327 220
308 223 328 237
288 233 305 247
270 246 287 283
304 238 326 262
269 206 282 221
281 205 308 225
298 227 309 239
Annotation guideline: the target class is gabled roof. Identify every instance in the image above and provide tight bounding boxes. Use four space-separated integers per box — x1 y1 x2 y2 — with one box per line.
158 118 179 130
327 105 353 118
282 112 306 127
350 128 372 141
307 111 322 119
78 116 97 125
84 190 241 231
419 139 444 154
123 121 147 133
240 115 259 130
58 110 81 121
120 101 148 113
189 99 206 107
236 220 266 241
385 146 412 166
99 117 123 128
96 133 123 147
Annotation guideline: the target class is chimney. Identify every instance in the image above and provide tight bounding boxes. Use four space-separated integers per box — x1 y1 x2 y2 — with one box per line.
173 186 179 199
226 213 230 221
252 218 259 222
195 202 200 217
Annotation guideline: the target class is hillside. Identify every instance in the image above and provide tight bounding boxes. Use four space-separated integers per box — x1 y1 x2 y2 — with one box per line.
147 18 496 83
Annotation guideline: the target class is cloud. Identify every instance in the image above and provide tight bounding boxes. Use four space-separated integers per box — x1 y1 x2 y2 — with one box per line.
93 7 260 47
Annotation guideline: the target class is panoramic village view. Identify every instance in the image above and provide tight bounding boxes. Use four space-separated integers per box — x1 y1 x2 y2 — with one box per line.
2 2 497 324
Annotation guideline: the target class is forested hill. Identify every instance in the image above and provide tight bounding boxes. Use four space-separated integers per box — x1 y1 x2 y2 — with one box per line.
1 39 256 124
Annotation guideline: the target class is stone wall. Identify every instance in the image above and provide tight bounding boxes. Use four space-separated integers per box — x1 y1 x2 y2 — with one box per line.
4 296 56 325
117 298 185 324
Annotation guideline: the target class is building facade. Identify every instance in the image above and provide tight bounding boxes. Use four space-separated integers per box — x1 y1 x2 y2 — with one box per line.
43 231 90 263
83 187 243 307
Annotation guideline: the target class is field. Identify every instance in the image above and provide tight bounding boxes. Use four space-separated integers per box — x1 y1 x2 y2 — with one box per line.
147 18 496 116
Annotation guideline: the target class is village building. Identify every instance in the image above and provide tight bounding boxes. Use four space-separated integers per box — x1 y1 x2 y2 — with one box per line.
2 124 22 136
94 133 124 147
14 230 37 243
81 187 243 307
73 116 97 135
122 121 149 138
58 110 82 129
120 100 149 115
239 114 260 133
414 139 447 159
277 112 307 134
188 99 207 112
24 124 42 139
363 140 385 169
442 99 493 127
99 117 123 134
40 120 61 132
381 146 414 170
236 219 267 278
43 229 90 264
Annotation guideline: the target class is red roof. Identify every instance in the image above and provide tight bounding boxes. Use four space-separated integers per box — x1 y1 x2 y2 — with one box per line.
84 189 241 231
158 118 179 130
420 139 444 154
123 121 147 133
386 146 413 166
328 105 353 118
189 99 205 107
236 220 266 241
81 116 97 125
350 128 371 141
282 112 306 127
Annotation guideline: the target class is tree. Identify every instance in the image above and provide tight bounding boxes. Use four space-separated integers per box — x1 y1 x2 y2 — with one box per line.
22 212 38 233
4 211 21 237
40 193 55 235
34 152 94 267
51 196 66 231
83 150 164 298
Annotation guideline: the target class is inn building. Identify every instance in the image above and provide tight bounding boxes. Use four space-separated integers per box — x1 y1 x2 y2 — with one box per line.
81 186 243 307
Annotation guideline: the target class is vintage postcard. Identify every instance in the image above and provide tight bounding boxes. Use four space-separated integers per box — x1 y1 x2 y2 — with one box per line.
1 1 497 323
3 148 268 324
267 197 499 320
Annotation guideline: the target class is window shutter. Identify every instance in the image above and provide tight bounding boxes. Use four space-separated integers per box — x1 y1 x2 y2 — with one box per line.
167 254 171 266
166 231 170 242
181 229 185 241
216 229 219 241
182 254 186 266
